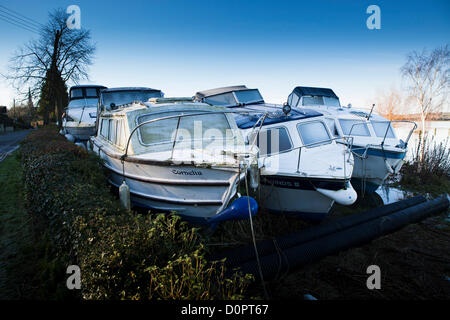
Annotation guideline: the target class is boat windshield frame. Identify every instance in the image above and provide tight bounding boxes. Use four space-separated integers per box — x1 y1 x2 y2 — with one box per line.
135 110 238 148
101 90 163 110
300 95 341 108
203 89 264 107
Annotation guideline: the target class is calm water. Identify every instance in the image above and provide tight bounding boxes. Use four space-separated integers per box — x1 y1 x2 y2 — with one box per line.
393 121 450 160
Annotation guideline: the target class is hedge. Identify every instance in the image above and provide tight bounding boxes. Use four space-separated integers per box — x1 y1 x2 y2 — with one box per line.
20 126 254 300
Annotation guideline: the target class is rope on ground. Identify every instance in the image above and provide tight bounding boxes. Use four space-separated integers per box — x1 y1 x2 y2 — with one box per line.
244 165 270 300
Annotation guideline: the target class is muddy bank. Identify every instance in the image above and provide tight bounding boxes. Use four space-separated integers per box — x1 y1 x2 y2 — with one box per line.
268 212 450 299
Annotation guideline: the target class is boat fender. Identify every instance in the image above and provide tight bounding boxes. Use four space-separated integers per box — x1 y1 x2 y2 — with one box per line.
249 163 260 191
316 183 357 206
65 134 75 143
207 196 258 224
119 181 131 210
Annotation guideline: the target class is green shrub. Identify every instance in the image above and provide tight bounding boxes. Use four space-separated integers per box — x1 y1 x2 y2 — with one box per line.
73 213 253 300
20 127 254 300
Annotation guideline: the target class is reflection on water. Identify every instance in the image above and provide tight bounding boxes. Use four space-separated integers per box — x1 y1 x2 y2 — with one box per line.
375 185 409 205
393 121 450 160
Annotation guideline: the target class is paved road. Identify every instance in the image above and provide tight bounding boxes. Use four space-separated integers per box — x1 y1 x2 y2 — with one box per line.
0 130 32 162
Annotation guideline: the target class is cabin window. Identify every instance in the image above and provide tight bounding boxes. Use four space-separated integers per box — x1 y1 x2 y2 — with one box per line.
70 88 83 99
302 96 324 106
297 121 331 147
323 97 341 107
85 88 99 98
291 94 299 108
101 119 109 138
116 120 124 147
339 119 371 137
287 93 293 106
203 93 236 106
325 118 339 137
108 119 115 142
257 127 292 156
371 121 395 139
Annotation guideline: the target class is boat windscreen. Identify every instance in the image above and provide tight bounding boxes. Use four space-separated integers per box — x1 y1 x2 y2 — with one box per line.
302 96 340 107
371 121 395 138
137 112 236 150
70 88 84 99
203 89 264 107
67 98 98 109
339 119 371 136
203 92 237 107
103 90 162 108
234 89 264 105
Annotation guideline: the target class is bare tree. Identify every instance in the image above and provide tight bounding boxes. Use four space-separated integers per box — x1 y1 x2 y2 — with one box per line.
375 87 403 121
401 45 449 159
6 8 95 126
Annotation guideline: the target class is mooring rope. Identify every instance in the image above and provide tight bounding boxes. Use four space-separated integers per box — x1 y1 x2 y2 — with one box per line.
244 165 270 300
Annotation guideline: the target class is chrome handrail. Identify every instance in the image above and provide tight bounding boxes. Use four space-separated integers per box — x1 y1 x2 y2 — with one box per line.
345 119 417 159
258 135 354 181
121 110 269 160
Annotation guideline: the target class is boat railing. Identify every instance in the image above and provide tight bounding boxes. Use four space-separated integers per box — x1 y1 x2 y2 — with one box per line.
348 120 417 159
259 136 354 181
121 110 269 161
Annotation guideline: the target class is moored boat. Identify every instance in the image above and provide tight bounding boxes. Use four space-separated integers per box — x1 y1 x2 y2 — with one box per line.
287 86 417 193
195 86 357 221
63 85 107 142
90 96 260 224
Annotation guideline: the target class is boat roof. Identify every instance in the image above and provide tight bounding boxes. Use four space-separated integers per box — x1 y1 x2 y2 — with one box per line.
314 106 388 121
102 87 162 93
292 86 339 99
194 85 251 99
70 85 107 90
233 104 323 129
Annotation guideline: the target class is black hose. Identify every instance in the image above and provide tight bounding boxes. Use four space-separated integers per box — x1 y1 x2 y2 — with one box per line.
214 196 426 267
230 195 449 281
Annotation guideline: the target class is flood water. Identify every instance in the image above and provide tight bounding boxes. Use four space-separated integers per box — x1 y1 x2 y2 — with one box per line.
393 120 450 160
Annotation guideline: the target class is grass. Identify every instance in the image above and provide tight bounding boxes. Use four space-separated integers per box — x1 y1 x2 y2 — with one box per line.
0 151 34 299
0 151 75 300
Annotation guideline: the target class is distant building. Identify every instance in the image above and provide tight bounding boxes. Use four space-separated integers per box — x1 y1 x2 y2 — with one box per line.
0 106 7 114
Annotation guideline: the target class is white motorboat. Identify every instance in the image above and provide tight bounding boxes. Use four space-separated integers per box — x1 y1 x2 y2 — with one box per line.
195 86 357 221
62 85 107 142
90 96 259 224
287 86 417 193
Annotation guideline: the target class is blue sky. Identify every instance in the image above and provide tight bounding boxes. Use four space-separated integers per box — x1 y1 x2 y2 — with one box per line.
0 0 449 110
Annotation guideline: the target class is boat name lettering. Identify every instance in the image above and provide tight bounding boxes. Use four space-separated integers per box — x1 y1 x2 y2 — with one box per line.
171 169 203 176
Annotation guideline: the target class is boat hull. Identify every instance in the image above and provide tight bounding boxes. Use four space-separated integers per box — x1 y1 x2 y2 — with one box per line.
64 124 96 141
351 146 406 193
258 175 349 221
93 142 243 222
